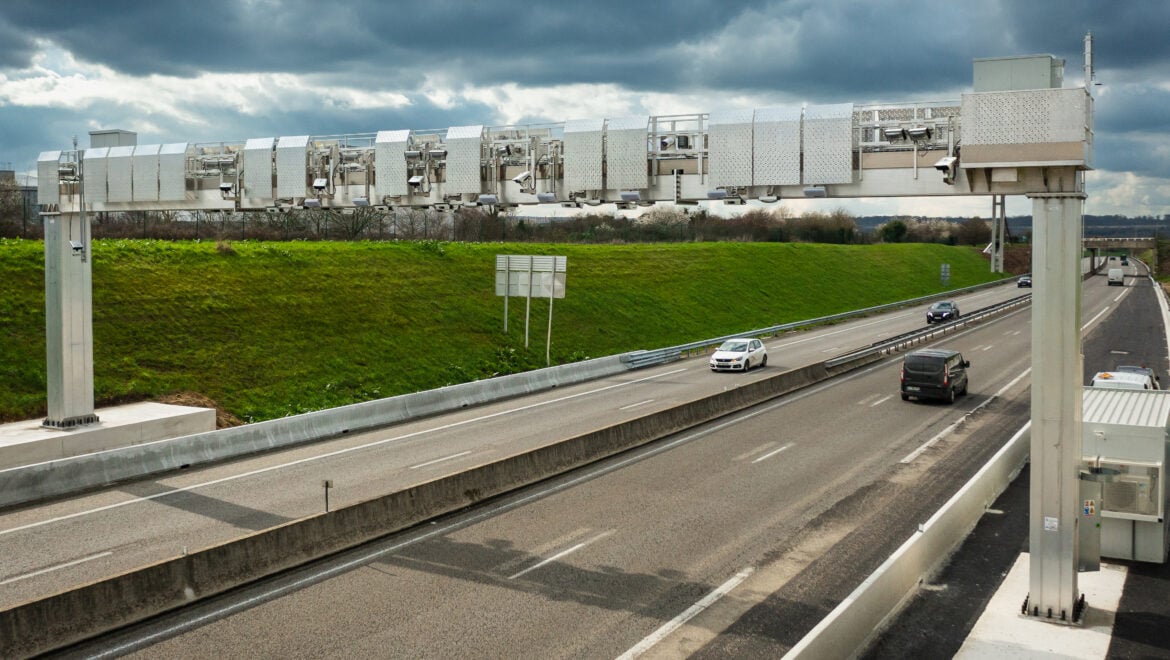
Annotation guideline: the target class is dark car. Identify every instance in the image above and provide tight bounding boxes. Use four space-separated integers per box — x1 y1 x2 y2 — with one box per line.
1017 276 1032 288
901 348 970 403
926 301 960 324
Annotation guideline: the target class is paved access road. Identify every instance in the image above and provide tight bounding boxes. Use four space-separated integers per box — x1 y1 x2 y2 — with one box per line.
45 274 1140 658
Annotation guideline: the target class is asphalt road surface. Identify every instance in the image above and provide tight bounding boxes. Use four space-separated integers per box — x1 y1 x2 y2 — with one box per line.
42 274 1141 658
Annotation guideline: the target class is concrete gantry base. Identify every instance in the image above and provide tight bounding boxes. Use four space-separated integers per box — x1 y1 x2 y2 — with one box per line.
956 553 1126 659
0 402 216 470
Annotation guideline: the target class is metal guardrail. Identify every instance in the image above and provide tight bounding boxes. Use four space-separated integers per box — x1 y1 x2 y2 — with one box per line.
825 294 1031 368
621 277 1016 370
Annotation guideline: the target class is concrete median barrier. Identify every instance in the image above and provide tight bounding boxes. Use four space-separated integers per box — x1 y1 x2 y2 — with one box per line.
0 356 867 658
0 355 630 510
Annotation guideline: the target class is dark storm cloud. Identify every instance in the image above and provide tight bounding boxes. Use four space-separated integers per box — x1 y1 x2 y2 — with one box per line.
2 0 1168 212
0 18 37 69
999 1 1170 74
0 106 87 169
0 0 1163 102
1092 133 1169 180
0 0 755 84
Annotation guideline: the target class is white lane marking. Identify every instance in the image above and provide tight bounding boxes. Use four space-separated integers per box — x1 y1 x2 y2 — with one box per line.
0 368 690 538
857 394 881 406
901 368 1031 464
91 320 1024 658
869 395 893 407
981 345 994 352
409 451 472 470
751 443 793 464
508 531 613 580
1114 291 1128 303
821 346 841 353
1082 306 1110 332
89 410 772 659
620 399 655 411
616 567 755 659
0 551 113 586
734 442 778 461
1110 350 1129 355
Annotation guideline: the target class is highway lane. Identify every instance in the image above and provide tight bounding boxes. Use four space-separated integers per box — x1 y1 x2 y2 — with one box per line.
0 283 1028 607
56 276 1131 658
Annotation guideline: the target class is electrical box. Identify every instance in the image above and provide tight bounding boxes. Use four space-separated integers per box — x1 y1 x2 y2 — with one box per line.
1082 388 1170 563
973 54 1064 92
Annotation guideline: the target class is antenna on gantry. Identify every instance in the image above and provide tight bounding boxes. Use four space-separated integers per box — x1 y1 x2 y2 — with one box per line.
1083 31 1101 95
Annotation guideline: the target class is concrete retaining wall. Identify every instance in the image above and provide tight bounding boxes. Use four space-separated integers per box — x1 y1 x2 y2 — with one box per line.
0 355 629 509
783 423 1031 660
0 358 843 658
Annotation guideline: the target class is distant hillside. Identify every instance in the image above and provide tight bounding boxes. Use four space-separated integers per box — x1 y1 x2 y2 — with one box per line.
0 239 1005 424
856 214 1170 238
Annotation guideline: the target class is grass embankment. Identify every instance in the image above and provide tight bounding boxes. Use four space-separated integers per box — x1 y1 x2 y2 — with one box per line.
0 238 1004 424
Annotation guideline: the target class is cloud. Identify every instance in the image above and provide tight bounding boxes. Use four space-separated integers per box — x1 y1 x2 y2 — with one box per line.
0 1 1167 217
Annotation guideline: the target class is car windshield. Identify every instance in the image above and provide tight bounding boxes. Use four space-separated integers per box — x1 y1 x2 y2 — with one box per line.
719 341 749 352
931 302 952 311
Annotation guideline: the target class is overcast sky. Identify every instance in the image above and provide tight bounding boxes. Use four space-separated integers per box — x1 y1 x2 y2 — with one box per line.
1 0 1166 219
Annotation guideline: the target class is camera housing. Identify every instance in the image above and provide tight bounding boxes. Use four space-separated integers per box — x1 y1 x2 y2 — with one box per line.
934 155 958 184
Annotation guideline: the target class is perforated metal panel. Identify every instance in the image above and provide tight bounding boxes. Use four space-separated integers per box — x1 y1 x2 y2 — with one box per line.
276 135 310 199
132 144 161 202
158 143 189 201
709 109 754 187
444 125 483 194
564 118 605 193
83 148 109 204
606 115 648 191
753 106 802 186
37 151 61 205
961 89 1089 145
375 129 411 198
803 103 853 185
243 138 275 199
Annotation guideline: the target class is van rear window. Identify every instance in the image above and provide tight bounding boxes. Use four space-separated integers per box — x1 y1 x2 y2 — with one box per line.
905 355 945 374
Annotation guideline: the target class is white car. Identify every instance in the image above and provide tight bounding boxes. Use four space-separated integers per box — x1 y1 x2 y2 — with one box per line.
710 338 767 372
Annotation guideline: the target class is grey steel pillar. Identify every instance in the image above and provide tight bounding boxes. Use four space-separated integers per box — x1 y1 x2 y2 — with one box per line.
990 194 1006 273
42 210 99 427
1026 189 1085 621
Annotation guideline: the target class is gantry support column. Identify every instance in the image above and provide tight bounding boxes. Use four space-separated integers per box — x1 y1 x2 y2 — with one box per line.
1026 190 1085 622
42 210 99 428
990 194 1006 273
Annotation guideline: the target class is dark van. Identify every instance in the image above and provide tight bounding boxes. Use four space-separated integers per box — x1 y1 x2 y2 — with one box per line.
900 348 969 403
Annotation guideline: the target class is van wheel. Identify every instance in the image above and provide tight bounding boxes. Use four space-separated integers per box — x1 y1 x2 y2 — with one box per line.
946 388 956 404
761 355 768 368
901 393 910 401
961 382 968 395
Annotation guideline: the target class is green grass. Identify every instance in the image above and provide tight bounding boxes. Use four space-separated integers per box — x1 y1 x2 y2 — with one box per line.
0 238 1005 423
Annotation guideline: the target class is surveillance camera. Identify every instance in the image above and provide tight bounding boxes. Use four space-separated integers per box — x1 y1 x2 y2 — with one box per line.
512 171 532 185
218 182 233 193
408 175 424 187
312 178 328 191
934 156 957 172
69 240 84 252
